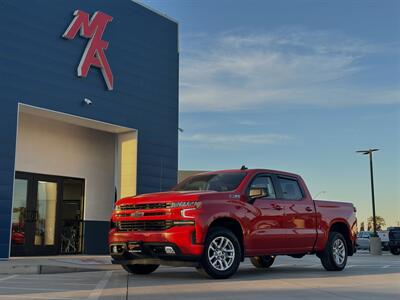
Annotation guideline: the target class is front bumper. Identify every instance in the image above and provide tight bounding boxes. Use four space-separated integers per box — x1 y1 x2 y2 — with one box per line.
109 226 204 259
109 241 201 267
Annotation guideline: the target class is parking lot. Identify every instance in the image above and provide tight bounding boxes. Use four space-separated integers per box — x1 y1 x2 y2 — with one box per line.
0 252 398 300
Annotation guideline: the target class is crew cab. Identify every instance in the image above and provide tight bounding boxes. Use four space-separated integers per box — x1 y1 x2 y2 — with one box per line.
109 168 357 279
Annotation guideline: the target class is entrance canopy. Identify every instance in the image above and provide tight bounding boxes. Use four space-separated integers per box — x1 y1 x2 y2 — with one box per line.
12 104 138 255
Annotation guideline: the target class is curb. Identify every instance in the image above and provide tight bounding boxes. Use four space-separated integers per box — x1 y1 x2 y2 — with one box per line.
0 265 102 275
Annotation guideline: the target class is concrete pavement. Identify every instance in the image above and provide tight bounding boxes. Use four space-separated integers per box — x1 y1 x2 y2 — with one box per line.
0 252 398 299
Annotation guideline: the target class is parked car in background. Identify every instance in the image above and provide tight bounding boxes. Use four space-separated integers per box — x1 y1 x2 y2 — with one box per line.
388 227 400 255
356 231 373 250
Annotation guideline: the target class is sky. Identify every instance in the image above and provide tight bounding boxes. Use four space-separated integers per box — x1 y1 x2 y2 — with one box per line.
140 0 400 228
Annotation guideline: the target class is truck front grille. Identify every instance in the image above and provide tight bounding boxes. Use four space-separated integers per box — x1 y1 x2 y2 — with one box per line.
120 203 170 210
116 220 173 232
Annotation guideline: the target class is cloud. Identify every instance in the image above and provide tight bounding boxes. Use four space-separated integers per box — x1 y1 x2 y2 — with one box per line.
180 133 292 146
180 28 400 112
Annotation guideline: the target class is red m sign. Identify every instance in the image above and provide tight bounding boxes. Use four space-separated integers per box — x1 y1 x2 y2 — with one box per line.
63 10 114 90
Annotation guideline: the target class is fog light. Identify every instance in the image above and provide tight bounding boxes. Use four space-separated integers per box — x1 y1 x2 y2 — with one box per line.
165 246 176 255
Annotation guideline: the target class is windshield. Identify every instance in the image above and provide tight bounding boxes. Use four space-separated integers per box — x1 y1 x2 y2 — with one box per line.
173 172 247 192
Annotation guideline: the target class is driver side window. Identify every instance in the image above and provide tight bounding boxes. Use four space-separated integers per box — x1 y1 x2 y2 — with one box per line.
249 176 276 199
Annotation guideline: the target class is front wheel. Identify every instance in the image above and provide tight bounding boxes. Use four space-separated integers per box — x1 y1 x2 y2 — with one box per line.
122 264 159 275
198 227 241 279
250 255 275 269
390 247 400 255
319 232 348 271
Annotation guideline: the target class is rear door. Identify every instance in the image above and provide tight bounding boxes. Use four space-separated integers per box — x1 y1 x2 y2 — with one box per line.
276 176 317 252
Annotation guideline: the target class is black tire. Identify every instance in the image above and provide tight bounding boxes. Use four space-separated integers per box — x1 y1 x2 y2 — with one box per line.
390 247 400 255
250 255 275 269
319 232 348 271
198 227 241 279
122 264 159 275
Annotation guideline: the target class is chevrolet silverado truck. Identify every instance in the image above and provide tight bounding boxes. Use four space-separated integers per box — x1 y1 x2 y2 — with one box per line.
109 168 357 279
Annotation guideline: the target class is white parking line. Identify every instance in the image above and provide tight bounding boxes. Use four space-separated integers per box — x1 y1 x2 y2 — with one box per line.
382 265 391 268
0 275 17 282
88 271 113 299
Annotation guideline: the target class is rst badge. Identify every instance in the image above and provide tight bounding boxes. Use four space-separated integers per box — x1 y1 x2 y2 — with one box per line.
63 10 114 90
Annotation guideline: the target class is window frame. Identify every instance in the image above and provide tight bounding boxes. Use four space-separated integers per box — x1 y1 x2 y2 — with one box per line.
275 175 305 201
246 173 277 200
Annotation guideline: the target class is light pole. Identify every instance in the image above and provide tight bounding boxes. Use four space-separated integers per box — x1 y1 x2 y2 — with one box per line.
357 148 381 255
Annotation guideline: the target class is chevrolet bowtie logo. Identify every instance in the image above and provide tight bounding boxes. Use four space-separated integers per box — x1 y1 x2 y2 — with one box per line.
63 10 114 90
131 211 144 218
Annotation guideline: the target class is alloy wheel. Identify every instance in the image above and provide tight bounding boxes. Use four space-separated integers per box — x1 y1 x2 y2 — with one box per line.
207 236 235 271
332 238 346 265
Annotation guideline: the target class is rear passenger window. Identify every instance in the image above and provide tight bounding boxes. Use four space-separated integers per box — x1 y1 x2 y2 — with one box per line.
278 177 303 200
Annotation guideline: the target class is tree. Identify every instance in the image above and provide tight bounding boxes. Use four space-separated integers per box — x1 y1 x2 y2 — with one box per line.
359 222 365 231
367 216 386 231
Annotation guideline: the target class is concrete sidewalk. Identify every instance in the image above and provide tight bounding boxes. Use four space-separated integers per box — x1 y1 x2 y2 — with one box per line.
0 255 120 275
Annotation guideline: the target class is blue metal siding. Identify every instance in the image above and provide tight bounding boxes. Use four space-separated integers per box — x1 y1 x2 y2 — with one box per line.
0 0 178 258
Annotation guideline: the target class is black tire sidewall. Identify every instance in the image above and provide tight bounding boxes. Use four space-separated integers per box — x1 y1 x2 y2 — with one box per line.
250 255 275 268
122 264 159 275
200 227 241 279
390 247 400 255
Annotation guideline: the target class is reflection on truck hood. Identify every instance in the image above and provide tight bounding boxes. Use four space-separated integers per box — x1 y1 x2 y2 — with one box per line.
116 190 217 205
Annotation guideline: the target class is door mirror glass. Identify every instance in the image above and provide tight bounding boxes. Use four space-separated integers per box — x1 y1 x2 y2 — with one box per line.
249 187 268 199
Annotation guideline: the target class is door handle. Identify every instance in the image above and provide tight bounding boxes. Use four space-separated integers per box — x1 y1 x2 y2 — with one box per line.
305 206 313 212
273 204 283 210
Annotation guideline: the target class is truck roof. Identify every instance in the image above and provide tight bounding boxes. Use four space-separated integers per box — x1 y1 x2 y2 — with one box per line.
198 168 301 178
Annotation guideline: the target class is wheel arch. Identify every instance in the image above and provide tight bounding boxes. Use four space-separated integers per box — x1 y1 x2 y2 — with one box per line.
207 217 245 261
329 221 354 255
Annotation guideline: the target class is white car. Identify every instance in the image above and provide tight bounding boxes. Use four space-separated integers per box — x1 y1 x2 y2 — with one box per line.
356 231 389 250
356 231 373 250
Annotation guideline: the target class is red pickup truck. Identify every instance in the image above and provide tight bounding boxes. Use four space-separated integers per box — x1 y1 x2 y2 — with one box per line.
109 168 357 279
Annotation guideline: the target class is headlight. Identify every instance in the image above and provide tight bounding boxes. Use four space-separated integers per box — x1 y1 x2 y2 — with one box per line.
170 201 201 208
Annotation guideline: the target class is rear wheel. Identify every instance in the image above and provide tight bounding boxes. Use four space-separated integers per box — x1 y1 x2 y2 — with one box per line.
250 255 275 269
319 232 348 271
122 264 159 275
197 227 241 279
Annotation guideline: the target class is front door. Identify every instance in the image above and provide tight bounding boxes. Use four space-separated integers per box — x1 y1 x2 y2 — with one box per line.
11 173 62 256
247 174 287 253
11 172 85 256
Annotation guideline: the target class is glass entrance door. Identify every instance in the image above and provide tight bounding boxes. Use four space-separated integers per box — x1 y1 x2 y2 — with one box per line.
33 179 59 251
11 172 85 256
11 177 29 255
11 173 62 256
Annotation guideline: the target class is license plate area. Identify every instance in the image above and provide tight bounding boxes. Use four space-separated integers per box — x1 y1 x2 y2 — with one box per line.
127 242 142 253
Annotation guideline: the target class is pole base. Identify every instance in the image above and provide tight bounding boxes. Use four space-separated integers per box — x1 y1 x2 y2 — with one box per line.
369 237 382 255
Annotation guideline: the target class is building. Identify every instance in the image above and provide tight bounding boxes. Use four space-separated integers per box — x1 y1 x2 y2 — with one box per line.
0 1 178 258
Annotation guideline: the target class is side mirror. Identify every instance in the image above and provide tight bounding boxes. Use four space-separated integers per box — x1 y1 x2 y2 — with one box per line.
249 187 268 203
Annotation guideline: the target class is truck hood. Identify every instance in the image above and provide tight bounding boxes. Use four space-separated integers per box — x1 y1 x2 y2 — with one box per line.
116 190 216 205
